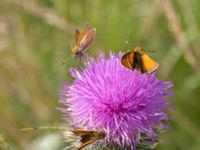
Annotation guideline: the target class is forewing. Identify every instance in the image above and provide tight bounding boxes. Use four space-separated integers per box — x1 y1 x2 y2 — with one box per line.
72 29 80 53
72 130 91 136
78 24 92 42
79 28 96 51
141 54 159 73
121 51 134 70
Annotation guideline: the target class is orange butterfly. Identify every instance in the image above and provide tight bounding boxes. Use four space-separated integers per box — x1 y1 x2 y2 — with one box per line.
72 24 96 59
121 46 159 74
72 130 105 150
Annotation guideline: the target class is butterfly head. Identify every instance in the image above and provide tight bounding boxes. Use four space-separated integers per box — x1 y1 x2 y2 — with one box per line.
133 46 143 54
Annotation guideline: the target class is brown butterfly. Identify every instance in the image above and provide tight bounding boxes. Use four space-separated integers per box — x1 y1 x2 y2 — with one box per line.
71 24 96 59
20 127 105 150
72 130 105 150
121 46 159 74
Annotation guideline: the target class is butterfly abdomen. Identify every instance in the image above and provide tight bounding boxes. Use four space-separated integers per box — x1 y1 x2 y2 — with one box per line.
133 52 142 71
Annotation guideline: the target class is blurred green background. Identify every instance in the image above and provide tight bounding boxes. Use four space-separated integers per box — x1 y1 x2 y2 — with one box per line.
1 0 200 149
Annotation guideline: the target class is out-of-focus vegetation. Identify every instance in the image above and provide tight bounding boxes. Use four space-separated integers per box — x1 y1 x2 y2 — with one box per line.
0 0 200 149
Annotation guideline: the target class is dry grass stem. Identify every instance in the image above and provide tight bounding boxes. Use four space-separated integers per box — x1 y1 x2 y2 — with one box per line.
157 0 198 71
3 0 75 33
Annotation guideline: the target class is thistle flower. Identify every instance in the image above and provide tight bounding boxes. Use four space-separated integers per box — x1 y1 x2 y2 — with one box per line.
59 52 173 149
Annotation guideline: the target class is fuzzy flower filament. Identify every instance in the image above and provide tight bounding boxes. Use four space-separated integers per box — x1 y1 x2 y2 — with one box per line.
59 52 173 149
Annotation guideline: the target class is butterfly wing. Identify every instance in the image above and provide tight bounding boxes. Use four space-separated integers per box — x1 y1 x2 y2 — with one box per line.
72 29 80 54
78 24 92 41
72 130 96 150
72 130 94 136
140 53 159 73
79 28 96 52
121 51 134 70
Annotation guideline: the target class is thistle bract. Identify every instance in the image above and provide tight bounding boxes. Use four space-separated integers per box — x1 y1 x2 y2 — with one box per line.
59 52 173 149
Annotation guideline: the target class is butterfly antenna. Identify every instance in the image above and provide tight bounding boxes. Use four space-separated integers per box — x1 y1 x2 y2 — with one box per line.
138 40 144 47
143 49 156 53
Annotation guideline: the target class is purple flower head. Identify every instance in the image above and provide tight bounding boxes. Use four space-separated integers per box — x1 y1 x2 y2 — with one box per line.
59 52 173 149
